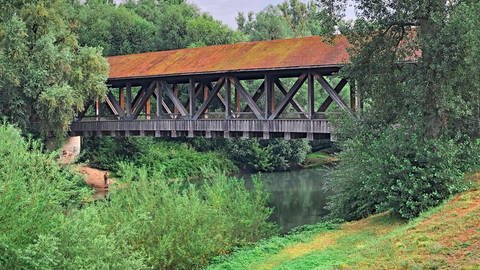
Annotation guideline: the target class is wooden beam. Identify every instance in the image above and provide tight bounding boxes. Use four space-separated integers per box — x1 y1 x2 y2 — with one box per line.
106 91 125 118
316 77 349 113
173 84 179 114
265 75 274 119
189 79 195 117
184 82 201 110
125 83 132 118
145 97 151 119
119 88 125 110
203 83 209 115
162 82 188 117
230 77 264 120
132 81 156 118
307 73 314 119
274 79 307 116
268 74 307 120
235 84 241 113
154 87 162 118
193 78 225 120
225 78 231 119
243 81 265 112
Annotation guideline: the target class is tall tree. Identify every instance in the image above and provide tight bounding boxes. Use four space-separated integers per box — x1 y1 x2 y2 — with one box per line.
323 0 480 219
0 0 109 139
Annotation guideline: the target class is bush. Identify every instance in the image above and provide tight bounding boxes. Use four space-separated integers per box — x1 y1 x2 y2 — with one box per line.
0 123 144 269
0 123 275 269
98 164 276 269
81 137 236 179
327 117 479 220
188 138 311 172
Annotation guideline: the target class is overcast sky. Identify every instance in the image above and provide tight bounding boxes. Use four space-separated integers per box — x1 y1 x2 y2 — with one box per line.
188 0 356 29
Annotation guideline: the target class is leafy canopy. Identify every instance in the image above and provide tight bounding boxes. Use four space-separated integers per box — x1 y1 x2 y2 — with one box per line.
0 0 109 139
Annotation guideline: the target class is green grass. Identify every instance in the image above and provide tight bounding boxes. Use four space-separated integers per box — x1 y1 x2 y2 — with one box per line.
302 151 338 168
207 175 480 269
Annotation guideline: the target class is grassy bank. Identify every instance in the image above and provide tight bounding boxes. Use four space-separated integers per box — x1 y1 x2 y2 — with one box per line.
301 151 339 168
207 173 480 269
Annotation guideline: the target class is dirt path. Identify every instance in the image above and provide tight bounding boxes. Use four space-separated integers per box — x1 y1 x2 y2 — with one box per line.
77 166 115 199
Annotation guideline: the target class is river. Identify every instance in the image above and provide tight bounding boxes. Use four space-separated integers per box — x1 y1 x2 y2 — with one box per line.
243 168 333 233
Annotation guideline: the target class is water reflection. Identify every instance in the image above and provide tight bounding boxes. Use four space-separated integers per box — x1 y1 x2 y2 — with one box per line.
243 168 332 233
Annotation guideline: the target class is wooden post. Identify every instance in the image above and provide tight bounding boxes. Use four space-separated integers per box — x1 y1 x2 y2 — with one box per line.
119 87 125 111
265 75 274 119
189 79 195 118
155 84 162 119
225 78 231 119
173 84 179 115
125 83 132 118
308 73 314 119
235 84 241 116
203 82 209 118
145 97 151 119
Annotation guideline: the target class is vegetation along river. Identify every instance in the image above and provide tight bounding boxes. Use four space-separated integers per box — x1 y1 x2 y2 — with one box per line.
243 168 332 233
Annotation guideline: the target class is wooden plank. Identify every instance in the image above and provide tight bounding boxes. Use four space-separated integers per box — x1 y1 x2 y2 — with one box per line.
230 77 264 120
317 78 348 112
268 74 307 120
162 81 188 116
193 77 225 120
315 75 350 113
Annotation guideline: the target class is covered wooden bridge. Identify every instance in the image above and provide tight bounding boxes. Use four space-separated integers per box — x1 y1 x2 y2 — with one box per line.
70 36 360 140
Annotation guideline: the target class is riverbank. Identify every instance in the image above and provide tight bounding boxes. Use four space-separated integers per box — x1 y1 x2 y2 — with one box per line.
301 151 339 168
207 173 480 269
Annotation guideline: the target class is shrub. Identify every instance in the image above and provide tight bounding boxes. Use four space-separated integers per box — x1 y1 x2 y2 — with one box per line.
99 164 276 269
327 117 478 220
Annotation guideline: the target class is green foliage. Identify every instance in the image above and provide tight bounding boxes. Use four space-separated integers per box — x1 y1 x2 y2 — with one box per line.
188 138 311 172
0 123 145 269
81 137 236 179
0 0 109 139
237 0 336 41
98 169 275 269
78 0 243 55
328 117 477 220
0 123 275 269
323 0 480 220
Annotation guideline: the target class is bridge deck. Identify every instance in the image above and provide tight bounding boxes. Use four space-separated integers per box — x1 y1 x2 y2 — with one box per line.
70 119 332 140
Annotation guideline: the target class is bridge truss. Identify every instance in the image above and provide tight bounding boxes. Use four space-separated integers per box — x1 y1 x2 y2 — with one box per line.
71 66 361 140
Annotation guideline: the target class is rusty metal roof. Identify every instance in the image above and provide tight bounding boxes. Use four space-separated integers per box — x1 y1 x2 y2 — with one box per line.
107 35 350 80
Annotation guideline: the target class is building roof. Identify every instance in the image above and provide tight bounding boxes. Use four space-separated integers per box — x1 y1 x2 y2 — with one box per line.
107 35 350 80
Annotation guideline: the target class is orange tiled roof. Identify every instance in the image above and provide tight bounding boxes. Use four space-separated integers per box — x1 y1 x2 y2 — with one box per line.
107 35 350 80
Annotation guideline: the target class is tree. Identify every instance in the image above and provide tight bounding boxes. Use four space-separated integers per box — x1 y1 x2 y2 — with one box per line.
237 0 337 41
322 0 480 219
0 0 108 139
